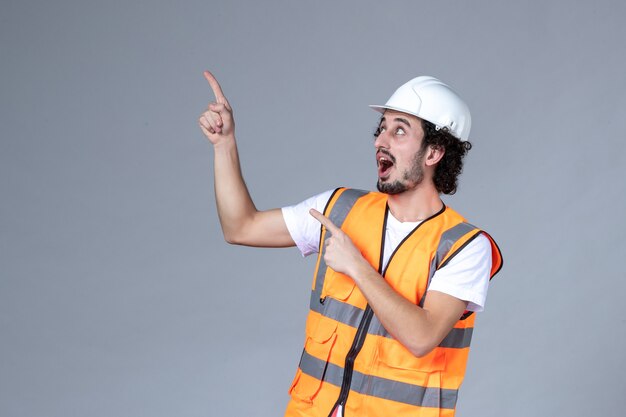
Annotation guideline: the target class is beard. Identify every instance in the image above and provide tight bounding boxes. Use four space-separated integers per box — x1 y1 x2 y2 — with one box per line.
377 147 425 195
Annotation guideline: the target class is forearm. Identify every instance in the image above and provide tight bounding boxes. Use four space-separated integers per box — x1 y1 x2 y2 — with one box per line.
212 138 257 243
350 262 434 356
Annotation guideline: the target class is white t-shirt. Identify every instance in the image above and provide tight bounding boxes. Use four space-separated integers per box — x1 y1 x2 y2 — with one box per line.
282 190 492 312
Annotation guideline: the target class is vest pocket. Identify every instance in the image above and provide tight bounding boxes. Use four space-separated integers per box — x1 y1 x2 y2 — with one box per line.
289 316 338 403
372 354 445 412
321 270 356 301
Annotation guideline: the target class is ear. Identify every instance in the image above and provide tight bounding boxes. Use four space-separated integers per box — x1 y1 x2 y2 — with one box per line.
424 145 445 167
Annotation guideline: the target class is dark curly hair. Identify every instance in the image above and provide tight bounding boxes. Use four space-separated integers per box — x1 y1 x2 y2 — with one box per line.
420 120 472 195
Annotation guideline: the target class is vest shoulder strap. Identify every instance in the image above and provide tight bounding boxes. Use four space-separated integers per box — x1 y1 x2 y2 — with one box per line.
323 188 370 223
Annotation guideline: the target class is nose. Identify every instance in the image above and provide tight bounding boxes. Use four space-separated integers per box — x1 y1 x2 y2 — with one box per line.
374 128 389 149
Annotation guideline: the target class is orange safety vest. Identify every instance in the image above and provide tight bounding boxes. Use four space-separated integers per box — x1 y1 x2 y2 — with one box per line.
284 188 503 417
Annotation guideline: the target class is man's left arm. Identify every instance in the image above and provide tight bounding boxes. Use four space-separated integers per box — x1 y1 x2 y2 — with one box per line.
310 209 469 358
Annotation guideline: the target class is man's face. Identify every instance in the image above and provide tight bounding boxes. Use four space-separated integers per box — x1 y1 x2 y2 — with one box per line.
374 110 427 195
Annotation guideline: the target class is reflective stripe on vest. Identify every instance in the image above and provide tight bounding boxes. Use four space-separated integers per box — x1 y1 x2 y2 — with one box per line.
309 291 474 349
299 350 459 409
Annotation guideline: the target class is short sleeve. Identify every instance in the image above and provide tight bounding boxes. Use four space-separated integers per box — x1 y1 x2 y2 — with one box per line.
281 190 335 257
427 233 492 312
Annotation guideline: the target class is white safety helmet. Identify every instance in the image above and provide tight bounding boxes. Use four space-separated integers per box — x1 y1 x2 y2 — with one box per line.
370 76 471 141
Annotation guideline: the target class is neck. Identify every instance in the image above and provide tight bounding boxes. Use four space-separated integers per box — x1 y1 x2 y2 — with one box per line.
386 183 443 222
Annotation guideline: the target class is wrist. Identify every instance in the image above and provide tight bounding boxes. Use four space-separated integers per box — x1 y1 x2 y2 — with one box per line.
350 258 375 284
212 135 237 152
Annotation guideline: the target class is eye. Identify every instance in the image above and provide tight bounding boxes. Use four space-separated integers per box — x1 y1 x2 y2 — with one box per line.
395 127 406 135
374 126 386 138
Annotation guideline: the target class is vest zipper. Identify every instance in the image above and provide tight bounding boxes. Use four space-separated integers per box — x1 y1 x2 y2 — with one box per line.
331 306 374 413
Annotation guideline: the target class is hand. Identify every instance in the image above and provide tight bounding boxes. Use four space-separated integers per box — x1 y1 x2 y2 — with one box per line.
309 209 371 278
198 71 235 145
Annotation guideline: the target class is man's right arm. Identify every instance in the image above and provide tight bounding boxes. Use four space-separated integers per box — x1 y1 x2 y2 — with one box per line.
198 71 294 248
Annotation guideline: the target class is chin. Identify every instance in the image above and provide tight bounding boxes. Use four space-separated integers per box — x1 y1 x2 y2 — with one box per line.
377 179 407 195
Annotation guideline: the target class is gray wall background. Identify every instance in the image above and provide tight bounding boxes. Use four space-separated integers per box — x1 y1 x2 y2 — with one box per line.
2 1 625 416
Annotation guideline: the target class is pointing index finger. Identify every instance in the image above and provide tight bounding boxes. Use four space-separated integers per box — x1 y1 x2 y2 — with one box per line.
203 70 227 104
309 209 340 234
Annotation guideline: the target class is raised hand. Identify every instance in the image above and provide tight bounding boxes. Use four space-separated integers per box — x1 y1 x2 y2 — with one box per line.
309 209 371 278
198 71 235 145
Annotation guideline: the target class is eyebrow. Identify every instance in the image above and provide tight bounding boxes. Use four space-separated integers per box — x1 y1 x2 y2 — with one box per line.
380 116 411 127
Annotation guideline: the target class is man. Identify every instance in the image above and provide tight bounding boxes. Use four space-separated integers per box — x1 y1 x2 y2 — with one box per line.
198 71 503 417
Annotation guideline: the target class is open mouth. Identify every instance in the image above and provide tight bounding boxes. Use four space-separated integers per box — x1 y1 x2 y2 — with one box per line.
377 152 395 178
